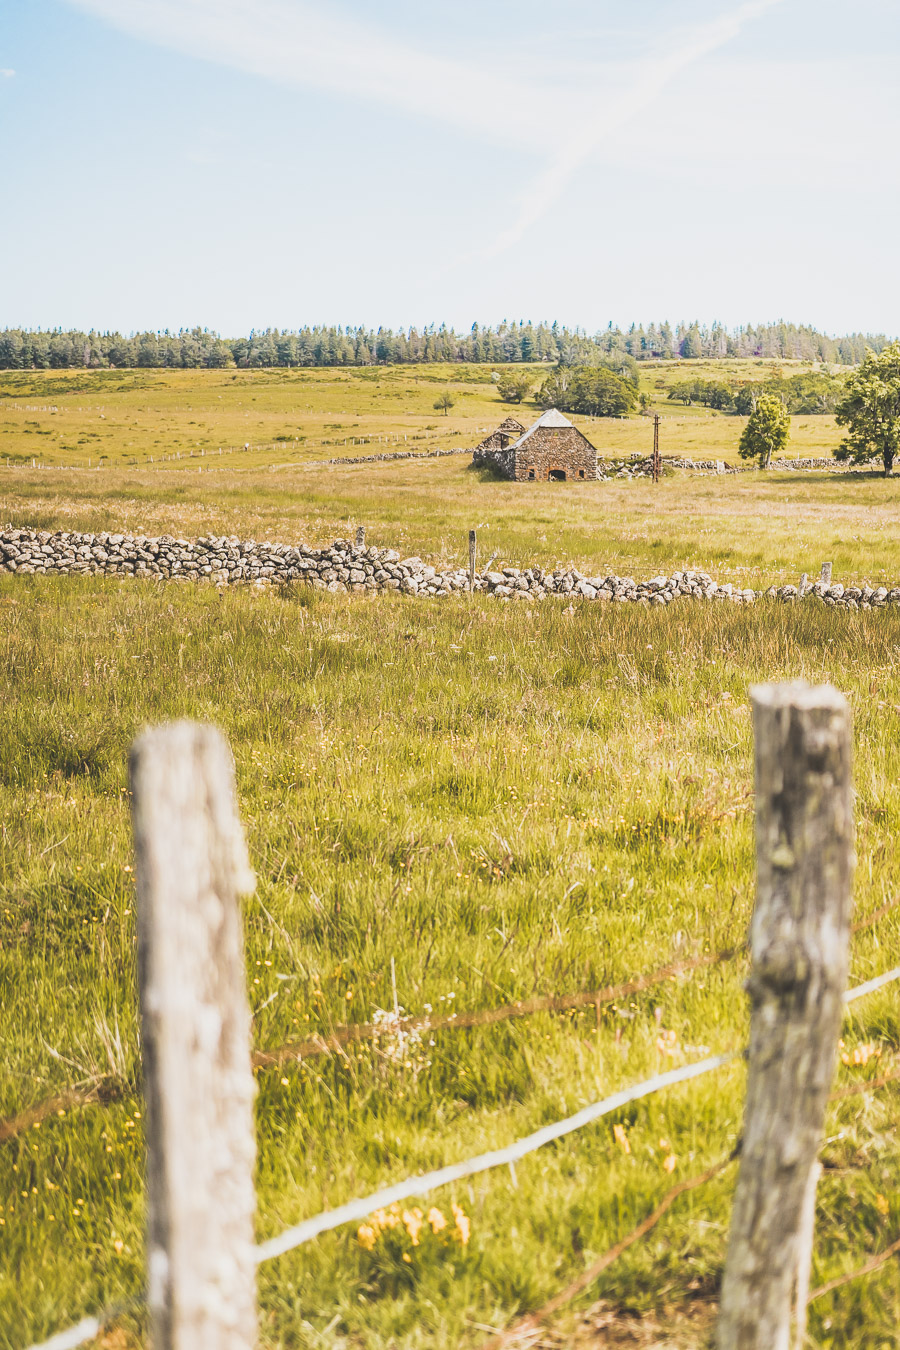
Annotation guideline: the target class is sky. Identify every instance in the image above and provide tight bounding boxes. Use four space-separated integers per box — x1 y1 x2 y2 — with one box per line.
1 0 898 336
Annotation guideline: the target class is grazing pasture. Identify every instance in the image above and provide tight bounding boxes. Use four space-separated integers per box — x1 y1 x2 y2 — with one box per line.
2 367 900 1349
0 360 845 472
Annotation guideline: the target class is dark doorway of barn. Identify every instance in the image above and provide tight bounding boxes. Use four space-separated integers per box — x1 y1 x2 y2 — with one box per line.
548 468 567 481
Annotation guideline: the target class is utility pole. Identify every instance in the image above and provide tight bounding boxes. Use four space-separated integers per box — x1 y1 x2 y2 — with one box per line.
652 414 661 483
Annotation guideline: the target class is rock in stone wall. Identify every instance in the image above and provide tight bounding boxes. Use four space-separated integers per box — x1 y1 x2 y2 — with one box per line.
2 528 899 610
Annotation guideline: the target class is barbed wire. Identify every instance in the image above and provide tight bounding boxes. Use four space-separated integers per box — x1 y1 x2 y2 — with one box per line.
21 961 900 1350
480 1153 739 1349
8 894 899 1149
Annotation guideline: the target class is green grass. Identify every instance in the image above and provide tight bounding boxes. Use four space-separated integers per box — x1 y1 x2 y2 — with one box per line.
0 361 845 473
2 365 899 1347
4 454 900 590
3 582 900 1349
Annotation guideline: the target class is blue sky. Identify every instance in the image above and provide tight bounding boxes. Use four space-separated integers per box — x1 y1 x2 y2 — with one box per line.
1 0 898 336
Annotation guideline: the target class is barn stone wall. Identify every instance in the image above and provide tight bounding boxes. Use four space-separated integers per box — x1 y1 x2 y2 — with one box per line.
512 426 597 482
471 443 518 478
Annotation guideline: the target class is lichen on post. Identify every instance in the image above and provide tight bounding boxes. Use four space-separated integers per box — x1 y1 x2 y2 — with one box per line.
130 722 258 1350
717 682 853 1350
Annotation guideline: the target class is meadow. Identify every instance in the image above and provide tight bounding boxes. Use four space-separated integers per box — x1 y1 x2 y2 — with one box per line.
0 359 845 472
2 365 900 1350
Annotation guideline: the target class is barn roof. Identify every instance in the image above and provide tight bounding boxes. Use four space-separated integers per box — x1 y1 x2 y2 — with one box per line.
510 407 586 450
496 415 526 433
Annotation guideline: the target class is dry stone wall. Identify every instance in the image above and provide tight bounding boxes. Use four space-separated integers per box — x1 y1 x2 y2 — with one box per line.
2 528 899 611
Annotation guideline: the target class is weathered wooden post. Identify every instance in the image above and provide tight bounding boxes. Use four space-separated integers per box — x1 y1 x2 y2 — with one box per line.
130 723 258 1350
820 561 832 586
716 683 853 1350
799 572 808 597
468 529 477 590
356 525 366 548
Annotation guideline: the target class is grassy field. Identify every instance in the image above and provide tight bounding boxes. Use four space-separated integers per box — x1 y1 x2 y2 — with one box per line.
3 366 900 1349
0 360 845 472
3 587 900 1350
4 455 900 591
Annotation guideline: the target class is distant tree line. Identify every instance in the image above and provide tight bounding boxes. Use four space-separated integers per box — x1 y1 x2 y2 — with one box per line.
667 371 845 415
0 320 892 371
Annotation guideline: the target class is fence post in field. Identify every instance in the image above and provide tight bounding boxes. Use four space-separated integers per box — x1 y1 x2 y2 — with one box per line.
356 525 366 548
820 561 832 586
468 529 477 590
716 683 853 1350
130 722 258 1350
799 572 808 597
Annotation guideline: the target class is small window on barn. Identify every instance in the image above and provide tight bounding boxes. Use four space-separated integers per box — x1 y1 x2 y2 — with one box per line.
528 467 535 479
578 469 585 479
549 468 567 482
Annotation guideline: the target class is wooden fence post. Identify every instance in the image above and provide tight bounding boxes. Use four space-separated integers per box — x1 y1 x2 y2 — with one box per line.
716 683 853 1350
130 722 258 1350
468 529 477 590
820 561 832 586
799 571 808 597
356 525 366 548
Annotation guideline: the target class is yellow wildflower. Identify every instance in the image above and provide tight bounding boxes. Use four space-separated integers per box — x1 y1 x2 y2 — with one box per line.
451 1202 471 1246
403 1207 424 1245
357 1224 377 1251
427 1207 448 1233
613 1123 631 1154
841 1042 882 1067
876 1194 890 1218
663 1153 677 1174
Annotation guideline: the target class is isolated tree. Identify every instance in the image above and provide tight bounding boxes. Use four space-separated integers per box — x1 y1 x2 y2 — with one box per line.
738 393 790 468
834 342 900 475
495 371 532 403
433 391 455 416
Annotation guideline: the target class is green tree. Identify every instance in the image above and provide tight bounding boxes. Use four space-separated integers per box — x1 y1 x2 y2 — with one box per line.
536 366 635 417
433 391 455 416
835 342 900 475
738 393 790 468
495 371 532 403
680 324 703 359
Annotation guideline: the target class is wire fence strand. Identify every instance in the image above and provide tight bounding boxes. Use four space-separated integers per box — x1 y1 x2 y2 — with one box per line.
480 1153 738 1349
21 961 900 1350
255 1052 737 1263
24 1319 104 1350
9 894 900 1149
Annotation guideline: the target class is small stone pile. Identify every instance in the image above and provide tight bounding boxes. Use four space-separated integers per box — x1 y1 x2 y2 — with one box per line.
2 529 899 610
599 457 740 479
311 446 469 467
767 580 900 610
592 456 878 479
480 568 758 603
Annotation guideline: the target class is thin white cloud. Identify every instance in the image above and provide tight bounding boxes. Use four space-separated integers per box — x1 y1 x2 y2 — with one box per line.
62 0 597 151
63 0 791 251
479 0 791 258
0 68 15 78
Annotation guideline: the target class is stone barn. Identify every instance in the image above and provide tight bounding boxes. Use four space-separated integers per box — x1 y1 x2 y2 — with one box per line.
472 409 597 482
473 416 526 454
